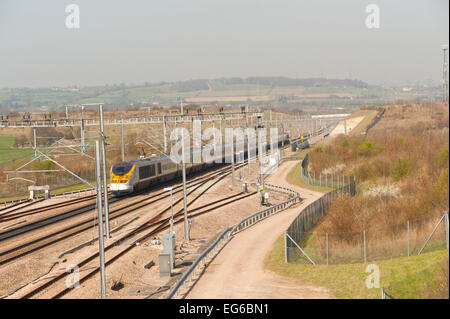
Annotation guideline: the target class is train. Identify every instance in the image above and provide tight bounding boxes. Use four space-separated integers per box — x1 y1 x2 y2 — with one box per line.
110 133 290 196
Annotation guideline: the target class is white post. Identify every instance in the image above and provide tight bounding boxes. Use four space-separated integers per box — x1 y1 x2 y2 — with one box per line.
445 212 449 250
163 115 167 153
120 116 125 162
99 104 110 238
284 231 288 263
363 231 367 263
165 187 174 233
180 98 184 116
33 128 37 158
230 119 235 187
94 141 107 299
407 220 410 256
80 105 85 153
181 129 189 241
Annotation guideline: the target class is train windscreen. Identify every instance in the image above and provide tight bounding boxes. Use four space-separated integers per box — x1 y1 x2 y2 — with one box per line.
112 163 133 176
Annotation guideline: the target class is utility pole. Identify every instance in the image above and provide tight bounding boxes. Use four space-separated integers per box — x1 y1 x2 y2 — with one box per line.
258 126 265 205
230 118 235 187
33 128 37 158
181 128 189 241
247 126 252 177
179 97 184 116
94 140 107 299
163 115 167 153
99 104 110 238
212 121 217 162
80 105 85 153
164 187 174 232
246 105 251 177
120 116 125 162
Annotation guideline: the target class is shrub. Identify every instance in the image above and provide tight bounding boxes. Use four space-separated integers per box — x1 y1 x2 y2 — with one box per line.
371 159 391 178
357 141 375 157
341 138 350 148
64 131 75 140
391 157 413 181
314 146 323 153
437 146 449 169
352 163 373 182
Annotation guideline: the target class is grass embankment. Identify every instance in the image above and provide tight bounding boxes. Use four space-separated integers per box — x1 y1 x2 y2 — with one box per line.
0 136 33 165
265 235 449 299
286 161 333 193
284 138 336 193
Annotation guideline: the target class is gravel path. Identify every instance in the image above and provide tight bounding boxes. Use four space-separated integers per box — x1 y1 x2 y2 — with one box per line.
185 160 334 299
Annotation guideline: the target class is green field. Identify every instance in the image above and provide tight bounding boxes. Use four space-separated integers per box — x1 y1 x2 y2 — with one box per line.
0 136 33 165
1 78 438 112
265 234 449 299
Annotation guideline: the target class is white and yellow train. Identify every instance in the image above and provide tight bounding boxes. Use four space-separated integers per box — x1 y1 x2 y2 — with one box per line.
110 133 290 196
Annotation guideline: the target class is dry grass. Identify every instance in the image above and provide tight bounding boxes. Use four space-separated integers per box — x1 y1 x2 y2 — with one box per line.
299 103 449 261
309 103 449 227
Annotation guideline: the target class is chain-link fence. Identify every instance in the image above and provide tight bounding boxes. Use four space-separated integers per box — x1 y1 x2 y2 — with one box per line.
286 158 449 264
301 153 354 189
285 176 356 264
287 212 448 264
365 108 385 134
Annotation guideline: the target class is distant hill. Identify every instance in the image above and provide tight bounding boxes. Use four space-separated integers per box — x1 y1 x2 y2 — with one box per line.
0 76 438 113
161 77 368 92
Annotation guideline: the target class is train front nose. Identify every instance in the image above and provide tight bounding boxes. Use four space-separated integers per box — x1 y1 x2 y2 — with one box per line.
110 183 134 196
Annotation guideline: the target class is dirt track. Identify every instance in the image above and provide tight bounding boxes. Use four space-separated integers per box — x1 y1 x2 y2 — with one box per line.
185 160 333 299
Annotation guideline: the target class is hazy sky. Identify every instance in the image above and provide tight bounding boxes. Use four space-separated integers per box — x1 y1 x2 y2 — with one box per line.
0 0 448 88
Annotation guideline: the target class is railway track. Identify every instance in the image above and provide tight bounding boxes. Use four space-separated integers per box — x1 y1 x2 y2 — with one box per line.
0 163 236 236
0 199 42 216
7 162 255 299
0 195 100 224
3 140 304 298
0 164 244 266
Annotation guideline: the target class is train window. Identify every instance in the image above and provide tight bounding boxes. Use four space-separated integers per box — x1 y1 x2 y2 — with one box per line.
162 162 176 171
139 164 155 179
157 163 162 174
112 163 133 176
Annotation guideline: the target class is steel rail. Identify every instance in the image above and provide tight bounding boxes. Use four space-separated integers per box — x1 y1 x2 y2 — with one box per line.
10 137 306 298
0 165 241 266
11 164 241 298
0 163 234 239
